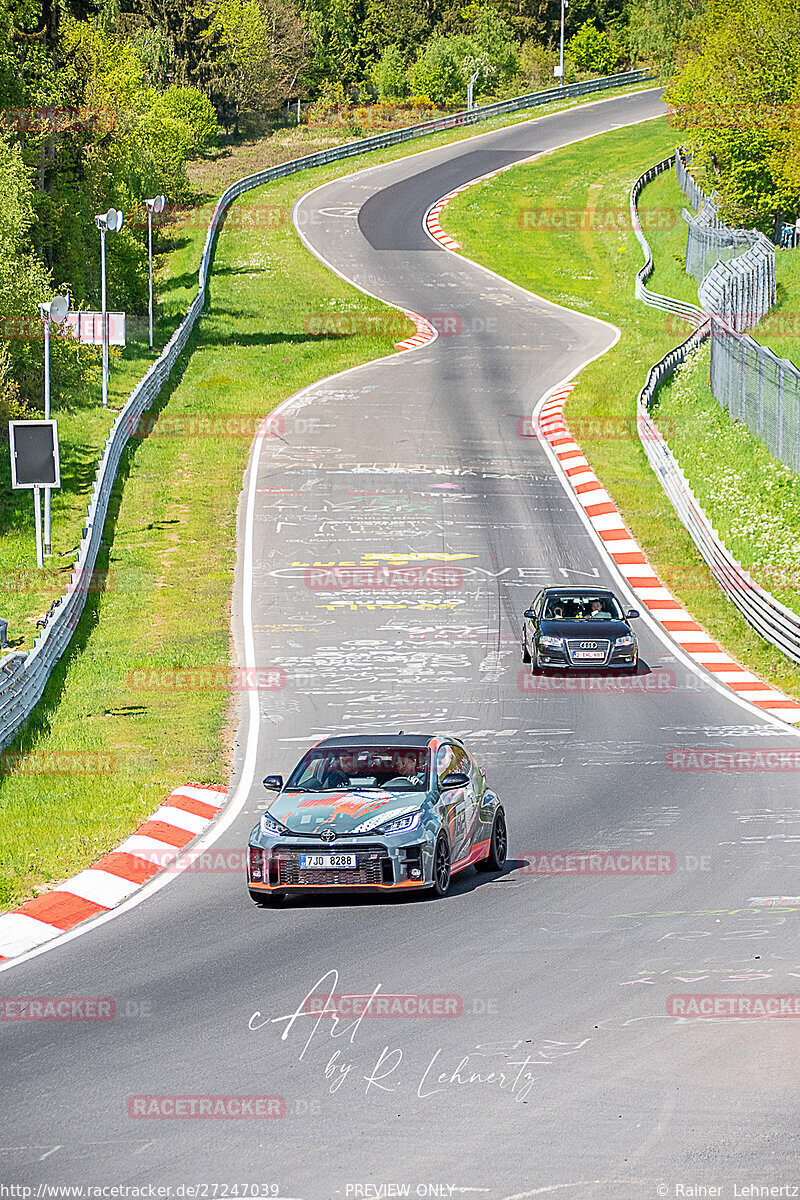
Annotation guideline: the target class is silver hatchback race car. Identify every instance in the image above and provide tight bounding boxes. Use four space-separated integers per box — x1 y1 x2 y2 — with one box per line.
247 734 507 903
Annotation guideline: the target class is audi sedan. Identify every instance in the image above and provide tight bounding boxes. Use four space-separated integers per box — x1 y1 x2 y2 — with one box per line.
522 586 639 672
247 734 507 903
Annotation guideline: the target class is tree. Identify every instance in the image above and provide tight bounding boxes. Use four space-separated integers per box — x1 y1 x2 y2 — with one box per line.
625 0 704 72
364 0 433 60
373 44 407 99
462 3 519 93
568 20 622 75
408 36 467 104
300 0 368 91
201 0 307 131
129 0 213 87
666 0 800 229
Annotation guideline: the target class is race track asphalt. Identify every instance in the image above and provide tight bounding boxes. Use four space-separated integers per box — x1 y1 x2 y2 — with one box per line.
3 88 799 1198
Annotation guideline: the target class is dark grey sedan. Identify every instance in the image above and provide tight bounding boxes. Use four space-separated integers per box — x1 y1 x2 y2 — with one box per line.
522 586 640 672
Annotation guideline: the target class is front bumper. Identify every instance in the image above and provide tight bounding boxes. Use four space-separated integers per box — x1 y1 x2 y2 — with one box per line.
537 641 637 669
247 839 431 892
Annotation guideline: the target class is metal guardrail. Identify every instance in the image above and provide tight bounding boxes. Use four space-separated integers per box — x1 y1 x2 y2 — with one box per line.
632 162 800 666
630 157 705 327
0 69 657 751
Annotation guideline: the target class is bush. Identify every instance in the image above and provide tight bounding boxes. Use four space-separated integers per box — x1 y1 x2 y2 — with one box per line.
567 21 623 76
374 45 408 100
518 41 559 92
408 37 468 106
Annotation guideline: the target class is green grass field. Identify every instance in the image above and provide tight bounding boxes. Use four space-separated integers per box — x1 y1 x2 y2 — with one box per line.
442 115 800 701
0 83 658 913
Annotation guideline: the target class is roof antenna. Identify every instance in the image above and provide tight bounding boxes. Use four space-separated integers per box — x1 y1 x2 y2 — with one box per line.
398 730 404 734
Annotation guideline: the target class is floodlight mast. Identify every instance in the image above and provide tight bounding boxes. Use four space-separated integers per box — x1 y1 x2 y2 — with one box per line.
94 209 124 407
144 196 166 350
38 294 70 555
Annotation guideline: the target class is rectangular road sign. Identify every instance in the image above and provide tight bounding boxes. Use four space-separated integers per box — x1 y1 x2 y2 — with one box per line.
63 311 126 346
9 420 61 489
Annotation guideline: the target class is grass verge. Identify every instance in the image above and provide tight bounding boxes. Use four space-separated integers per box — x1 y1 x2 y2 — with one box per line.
441 115 800 699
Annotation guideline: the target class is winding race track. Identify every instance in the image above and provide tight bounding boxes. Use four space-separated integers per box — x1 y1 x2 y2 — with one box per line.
4 89 800 1197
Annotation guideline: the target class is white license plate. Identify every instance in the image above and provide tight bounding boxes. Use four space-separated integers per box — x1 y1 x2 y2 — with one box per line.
573 651 604 660
299 853 357 869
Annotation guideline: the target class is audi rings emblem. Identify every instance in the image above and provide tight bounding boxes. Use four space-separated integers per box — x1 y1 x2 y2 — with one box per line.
580 641 598 649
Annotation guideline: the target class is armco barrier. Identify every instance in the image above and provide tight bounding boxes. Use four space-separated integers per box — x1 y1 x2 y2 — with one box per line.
630 156 705 328
632 163 800 667
0 70 655 751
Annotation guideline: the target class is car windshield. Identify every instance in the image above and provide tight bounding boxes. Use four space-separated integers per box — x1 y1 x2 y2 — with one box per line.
543 593 624 621
285 746 430 791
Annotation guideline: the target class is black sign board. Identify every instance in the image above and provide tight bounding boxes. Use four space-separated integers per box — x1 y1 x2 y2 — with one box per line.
9 420 60 489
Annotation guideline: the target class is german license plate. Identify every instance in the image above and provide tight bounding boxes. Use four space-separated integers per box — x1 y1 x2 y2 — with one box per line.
299 853 357 869
573 651 604 660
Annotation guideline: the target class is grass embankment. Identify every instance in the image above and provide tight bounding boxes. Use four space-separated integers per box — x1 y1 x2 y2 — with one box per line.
630 168 800 618
441 116 800 700
0 84 658 912
0 207 210 651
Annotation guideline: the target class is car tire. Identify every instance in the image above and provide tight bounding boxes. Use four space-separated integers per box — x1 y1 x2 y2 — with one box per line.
249 889 284 907
530 643 541 674
522 631 531 663
427 834 451 898
477 808 508 873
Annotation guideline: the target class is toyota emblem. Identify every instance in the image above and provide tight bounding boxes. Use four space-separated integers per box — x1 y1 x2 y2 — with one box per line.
580 641 598 649
320 828 336 843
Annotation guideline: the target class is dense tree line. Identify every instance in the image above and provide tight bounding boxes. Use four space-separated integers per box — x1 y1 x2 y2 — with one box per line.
666 0 800 231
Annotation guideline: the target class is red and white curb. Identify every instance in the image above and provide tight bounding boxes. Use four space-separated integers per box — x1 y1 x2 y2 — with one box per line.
394 310 437 351
538 384 800 724
425 163 519 251
0 784 228 961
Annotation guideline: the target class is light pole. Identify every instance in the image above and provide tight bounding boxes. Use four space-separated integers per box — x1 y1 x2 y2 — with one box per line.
94 207 124 407
558 0 568 87
38 294 70 556
144 195 166 350
467 69 480 111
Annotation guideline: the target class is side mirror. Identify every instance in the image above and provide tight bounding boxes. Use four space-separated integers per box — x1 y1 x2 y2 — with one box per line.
626 609 640 619
263 774 283 790
441 771 470 790
524 609 536 619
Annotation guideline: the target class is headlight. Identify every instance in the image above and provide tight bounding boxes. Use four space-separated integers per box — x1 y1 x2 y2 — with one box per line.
373 810 423 836
259 812 287 837
541 635 564 649
615 635 635 647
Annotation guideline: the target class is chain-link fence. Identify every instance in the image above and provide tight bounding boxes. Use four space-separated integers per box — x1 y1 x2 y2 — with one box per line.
671 152 796 468
677 150 775 330
675 149 709 212
709 318 800 471
697 236 776 331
